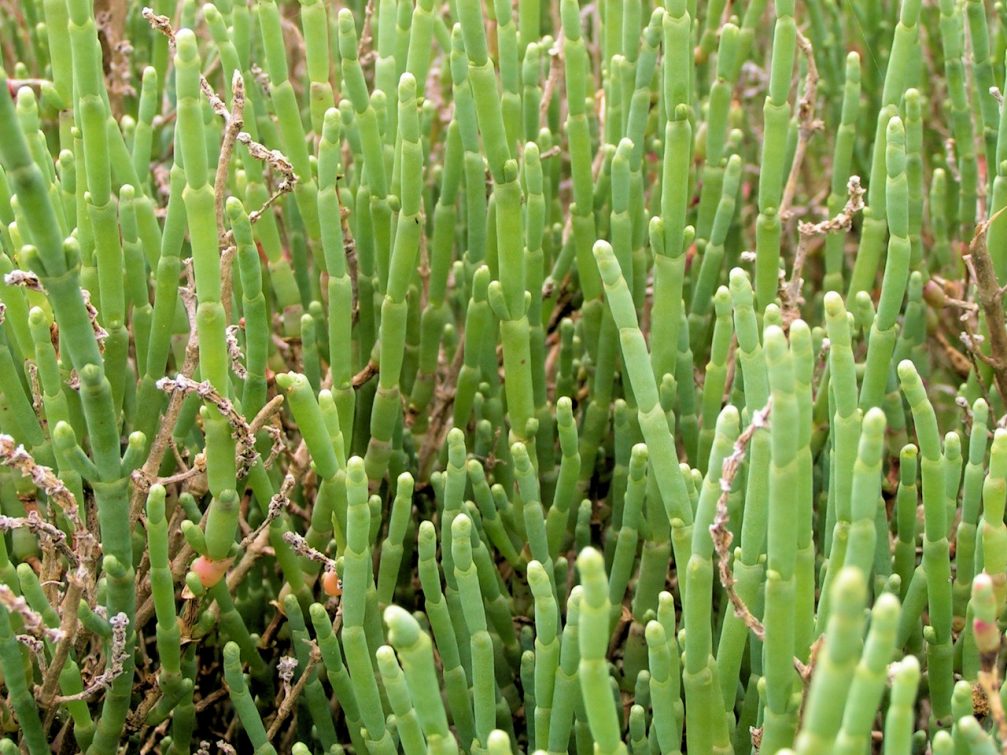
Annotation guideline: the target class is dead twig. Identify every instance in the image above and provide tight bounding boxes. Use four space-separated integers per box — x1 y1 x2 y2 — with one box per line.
780 31 824 219
0 513 77 567
417 339 466 479
352 361 379 388
782 176 866 319
0 585 62 645
49 612 130 703
38 570 88 718
155 374 259 478
963 207 1007 404
143 8 296 198
0 435 91 547
266 644 320 741
194 687 229 714
710 402 772 642
540 40 563 123
710 403 819 683
239 474 295 551
281 531 337 573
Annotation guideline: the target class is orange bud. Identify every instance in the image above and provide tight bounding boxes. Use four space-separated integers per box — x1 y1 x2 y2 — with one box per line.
322 570 342 597
191 555 233 588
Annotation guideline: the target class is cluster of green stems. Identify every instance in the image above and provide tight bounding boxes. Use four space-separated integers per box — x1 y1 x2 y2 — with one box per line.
3 0 1007 752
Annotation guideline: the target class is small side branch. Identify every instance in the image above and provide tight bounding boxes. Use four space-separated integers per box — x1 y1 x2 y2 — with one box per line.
782 176 866 319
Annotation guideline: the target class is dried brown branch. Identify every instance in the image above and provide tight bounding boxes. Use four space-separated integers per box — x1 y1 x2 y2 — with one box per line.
710 401 772 642
0 584 62 644
417 338 466 479
247 180 294 225
357 0 377 66
129 262 200 531
96 4 132 115
51 613 130 703
194 687 229 713
155 375 259 477
107 38 136 106
540 40 563 122
38 570 87 721
215 71 245 327
81 289 109 352
936 330 974 378
780 30 824 220
281 531 337 572
0 512 77 567
215 72 245 235
0 435 87 538
352 361 378 388
710 402 818 682
154 460 206 487
239 474 295 550
782 176 866 319
963 210 1007 404
266 644 320 741
143 8 296 195
250 395 286 435
3 269 44 291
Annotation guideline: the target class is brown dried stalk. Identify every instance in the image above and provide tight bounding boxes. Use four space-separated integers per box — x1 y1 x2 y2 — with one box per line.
0 584 62 644
38 569 88 718
540 41 563 122
352 361 378 388
266 643 320 741
26 361 42 419
780 30 824 219
107 37 136 105
155 374 259 477
51 612 130 703
17 634 45 657
0 430 99 624
216 72 245 327
239 474 295 550
81 289 109 352
129 264 200 527
782 176 866 317
246 181 294 225
142 8 296 193
0 512 77 566
250 395 286 435
709 402 814 680
215 71 245 243
193 688 229 714
963 211 1007 405
710 401 772 642
225 325 247 379
0 435 84 532
281 531 337 572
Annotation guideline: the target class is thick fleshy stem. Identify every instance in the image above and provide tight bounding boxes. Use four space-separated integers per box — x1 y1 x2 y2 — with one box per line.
899 359 953 723
754 0 797 310
364 74 423 480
